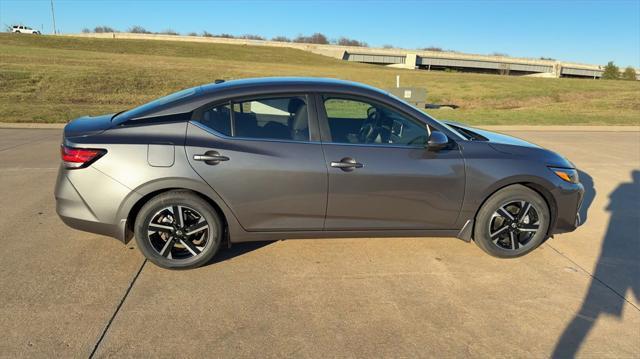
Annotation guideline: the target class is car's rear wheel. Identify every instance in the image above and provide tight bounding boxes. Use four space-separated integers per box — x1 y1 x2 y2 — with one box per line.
473 185 550 258
134 190 222 269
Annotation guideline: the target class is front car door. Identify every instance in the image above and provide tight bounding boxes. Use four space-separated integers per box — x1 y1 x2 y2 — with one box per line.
186 93 327 231
317 94 465 230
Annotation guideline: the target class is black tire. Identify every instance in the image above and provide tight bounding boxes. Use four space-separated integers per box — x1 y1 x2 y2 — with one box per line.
473 184 550 258
134 190 223 269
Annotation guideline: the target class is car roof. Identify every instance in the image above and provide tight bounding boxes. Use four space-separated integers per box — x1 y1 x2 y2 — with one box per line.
115 77 405 123
199 77 388 97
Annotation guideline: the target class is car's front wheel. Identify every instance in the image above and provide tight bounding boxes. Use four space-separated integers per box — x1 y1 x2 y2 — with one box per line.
134 190 223 269
473 185 550 258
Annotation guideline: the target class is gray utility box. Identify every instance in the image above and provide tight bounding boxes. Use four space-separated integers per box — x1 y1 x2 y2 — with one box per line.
386 87 427 108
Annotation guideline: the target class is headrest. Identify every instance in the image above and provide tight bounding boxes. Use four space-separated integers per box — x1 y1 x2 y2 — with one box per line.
288 98 306 113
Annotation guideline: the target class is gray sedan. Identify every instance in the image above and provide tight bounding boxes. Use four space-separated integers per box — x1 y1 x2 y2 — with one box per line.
55 77 584 269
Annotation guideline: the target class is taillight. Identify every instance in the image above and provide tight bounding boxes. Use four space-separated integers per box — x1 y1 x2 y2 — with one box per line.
60 146 106 169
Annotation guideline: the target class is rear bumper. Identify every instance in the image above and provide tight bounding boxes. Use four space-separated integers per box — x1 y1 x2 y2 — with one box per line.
54 165 132 242
550 182 584 235
58 215 127 242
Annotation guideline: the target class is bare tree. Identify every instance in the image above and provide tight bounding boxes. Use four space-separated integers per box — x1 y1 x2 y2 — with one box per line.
242 34 265 40
293 33 329 44
128 25 151 34
336 37 368 47
271 36 291 42
159 29 179 35
94 25 116 33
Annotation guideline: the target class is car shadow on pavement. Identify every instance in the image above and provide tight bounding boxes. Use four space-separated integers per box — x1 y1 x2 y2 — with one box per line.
552 170 640 358
207 240 274 265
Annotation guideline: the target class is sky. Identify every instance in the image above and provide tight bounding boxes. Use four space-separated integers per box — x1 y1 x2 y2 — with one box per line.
1 0 639 67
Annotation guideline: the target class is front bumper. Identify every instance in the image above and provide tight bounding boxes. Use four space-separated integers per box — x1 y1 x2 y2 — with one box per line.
549 181 584 235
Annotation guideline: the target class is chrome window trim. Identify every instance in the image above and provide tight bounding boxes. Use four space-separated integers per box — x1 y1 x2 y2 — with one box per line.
193 122 438 150
320 141 428 150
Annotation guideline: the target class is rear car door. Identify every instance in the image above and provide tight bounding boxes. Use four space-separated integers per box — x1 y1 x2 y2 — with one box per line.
317 94 465 230
186 94 327 231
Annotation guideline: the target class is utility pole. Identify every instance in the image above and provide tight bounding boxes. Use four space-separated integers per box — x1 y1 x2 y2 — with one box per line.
50 0 57 34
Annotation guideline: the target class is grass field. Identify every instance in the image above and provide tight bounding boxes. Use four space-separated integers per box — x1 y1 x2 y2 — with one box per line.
1 33 638 125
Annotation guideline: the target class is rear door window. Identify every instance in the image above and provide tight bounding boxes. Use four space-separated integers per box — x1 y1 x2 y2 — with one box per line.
194 95 310 142
199 104 232 136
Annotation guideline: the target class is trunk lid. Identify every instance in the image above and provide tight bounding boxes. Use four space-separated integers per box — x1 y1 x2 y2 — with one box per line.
64 114 115 138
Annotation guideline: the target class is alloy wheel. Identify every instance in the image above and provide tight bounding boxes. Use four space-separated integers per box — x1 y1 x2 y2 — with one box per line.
488 200 540 251
146 205 211 260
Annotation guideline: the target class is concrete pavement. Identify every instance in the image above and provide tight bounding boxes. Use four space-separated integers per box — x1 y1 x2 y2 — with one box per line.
0 128 638 358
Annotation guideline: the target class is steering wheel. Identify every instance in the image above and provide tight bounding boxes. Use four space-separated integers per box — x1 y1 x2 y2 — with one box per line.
358 107 379 143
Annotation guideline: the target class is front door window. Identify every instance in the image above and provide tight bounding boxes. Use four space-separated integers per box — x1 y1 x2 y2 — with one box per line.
323 97 428 147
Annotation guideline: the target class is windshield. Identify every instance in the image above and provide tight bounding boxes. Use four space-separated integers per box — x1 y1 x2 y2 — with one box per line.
113 87 197 121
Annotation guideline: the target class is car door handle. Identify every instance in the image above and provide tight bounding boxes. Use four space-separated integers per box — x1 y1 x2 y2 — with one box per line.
193 152 229 164
330 162 363 168
330 157 363 171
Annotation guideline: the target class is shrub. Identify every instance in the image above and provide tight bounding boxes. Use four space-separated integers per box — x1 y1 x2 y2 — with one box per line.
601 61 620 80
187 32 197 36
202 31 214 37
422 46 443 52
382 44 394 49
622 66 637 81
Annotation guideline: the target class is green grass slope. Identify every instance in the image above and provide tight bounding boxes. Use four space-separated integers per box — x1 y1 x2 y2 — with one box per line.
1 34 638 125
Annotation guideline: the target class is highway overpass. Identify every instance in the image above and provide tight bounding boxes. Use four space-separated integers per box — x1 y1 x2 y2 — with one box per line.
342 49 614 78
66 33 639 80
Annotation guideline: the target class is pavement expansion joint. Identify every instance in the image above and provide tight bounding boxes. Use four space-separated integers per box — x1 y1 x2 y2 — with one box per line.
88 259 147 358
545 243 639 312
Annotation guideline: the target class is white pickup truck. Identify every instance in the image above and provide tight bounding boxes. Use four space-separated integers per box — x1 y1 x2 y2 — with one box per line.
11 25 40 34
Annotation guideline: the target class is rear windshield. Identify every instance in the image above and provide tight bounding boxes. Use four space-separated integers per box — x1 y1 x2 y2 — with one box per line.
113 87 197 122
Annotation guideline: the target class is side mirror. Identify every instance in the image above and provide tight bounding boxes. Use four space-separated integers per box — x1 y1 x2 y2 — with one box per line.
426 131 449 151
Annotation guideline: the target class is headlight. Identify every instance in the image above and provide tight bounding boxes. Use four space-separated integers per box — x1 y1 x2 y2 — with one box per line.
549 167 579 184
